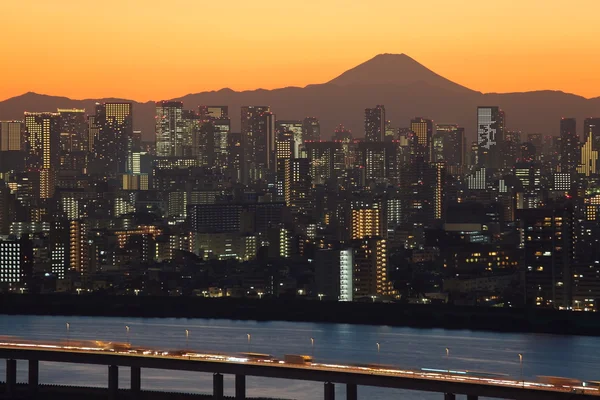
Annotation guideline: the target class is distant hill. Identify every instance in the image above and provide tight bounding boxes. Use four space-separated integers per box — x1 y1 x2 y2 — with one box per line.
1 54 599 141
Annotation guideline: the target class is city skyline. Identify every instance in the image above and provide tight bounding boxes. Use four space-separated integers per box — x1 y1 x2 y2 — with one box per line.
2 1 600 101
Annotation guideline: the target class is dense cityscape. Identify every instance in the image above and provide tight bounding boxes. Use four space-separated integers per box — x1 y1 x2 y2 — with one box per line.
0 99 598 312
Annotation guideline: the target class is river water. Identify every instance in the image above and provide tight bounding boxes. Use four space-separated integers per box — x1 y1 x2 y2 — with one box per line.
0 315 598 399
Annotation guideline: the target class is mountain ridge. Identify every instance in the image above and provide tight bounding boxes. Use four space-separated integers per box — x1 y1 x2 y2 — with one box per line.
1 54 599 141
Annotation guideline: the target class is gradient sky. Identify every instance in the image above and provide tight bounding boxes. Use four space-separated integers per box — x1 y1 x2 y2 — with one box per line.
2 0 600 101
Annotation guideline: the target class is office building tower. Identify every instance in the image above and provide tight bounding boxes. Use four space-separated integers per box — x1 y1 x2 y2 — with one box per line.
0 121 23 151
560 118 579 173
155 101 185 157
284 158 311 215
518 203 574 308
305 141 345 185
0 235 33 287
24 112 60 170
58 109 87 152
357 142 397 183
333 124 353 142
584 117 600 150
303 117 320 142
410 117 434 161
351 237 390 298
435 124 465 166
276 120 303 156
199 106 230 172
93 102 133 174
578 131 598 176
275 133 295 196
227 132 243 182
315 248 354 301
241 106 275 182
477 106 505 168
365 105 386 142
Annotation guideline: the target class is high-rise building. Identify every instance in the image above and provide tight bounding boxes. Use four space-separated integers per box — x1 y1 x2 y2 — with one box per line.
477 106 505 168
58 109 87 153
276 120 303 156
155 101 185 157
199 106 230 172
241 106 275 183
578 130 598 176
518 203 574 309
584 117 600 151
302 117 320 142
24 112 60 170
357 142 397 183
365 106 386 142
351 201 384 240
0 121 23 151
435 124 465 166
93 102 133 174
0 235 33 287
315 248 354 301
410 117 434 161
275 132 295 196
284 158 311 215
560 118 579 173
227 132 243 182
305 141 345 185
351 237 390 298
241 106 275 182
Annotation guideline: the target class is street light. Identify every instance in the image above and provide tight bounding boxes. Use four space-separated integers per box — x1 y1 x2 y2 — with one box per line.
445 348 450 374
376 342 381 365
247 334 251 352
185 329 190 349
310 337 315 360
518 353 524 387
126 325 130 345
318 293 324 301
66 322 70 345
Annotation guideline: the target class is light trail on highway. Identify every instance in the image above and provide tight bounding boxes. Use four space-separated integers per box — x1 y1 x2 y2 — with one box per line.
0 338 597 397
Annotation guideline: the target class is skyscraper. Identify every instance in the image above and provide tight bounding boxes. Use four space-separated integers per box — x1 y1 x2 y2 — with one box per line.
24 112 60 170
560 118 579 173
477 106 505 168
276 120 303 156
93 102 133 174
578 130 597 176
58 109 87 152
435 124 465 166
284 158 311 215
365 105 386 142
305 141 345 185
241 106 273 182
155 101 185 157
410 117 434 161
584 117 600 150
0 121 23 151
302 117 320 142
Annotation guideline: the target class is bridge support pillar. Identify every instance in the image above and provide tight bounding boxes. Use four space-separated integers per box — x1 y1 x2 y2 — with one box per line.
6 359 16 396
108 365 118 400
466 396 478 400
235 374 246 399
346 383 357 400
324 382 335 400
29 359 39 395
213 373 224 400
131 366 141 393
444 394 455 400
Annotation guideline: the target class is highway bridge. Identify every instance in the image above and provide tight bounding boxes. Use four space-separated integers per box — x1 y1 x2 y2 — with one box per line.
0 339 597 400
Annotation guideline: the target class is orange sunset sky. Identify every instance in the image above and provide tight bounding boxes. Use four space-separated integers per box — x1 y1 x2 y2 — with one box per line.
2 0 600 102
